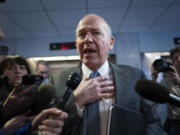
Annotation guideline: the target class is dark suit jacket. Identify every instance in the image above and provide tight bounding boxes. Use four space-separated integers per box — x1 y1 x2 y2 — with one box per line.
50 62 167 135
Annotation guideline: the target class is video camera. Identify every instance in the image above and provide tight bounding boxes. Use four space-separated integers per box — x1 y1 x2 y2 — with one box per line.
153 59 172 72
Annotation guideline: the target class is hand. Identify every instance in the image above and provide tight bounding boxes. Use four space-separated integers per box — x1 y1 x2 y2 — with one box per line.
2 114 32 135
2 84 35 119
74 76 115 108
31 108 68 135
163 65 180 85
151 64 158 81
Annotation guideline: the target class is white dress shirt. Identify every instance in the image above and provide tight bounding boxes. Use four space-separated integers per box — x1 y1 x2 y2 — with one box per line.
82 61 115 135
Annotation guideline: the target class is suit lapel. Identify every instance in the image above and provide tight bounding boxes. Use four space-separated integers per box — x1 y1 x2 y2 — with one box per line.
110 63 130 107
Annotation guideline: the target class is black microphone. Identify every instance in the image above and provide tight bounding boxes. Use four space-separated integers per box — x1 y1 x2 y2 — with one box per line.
34 83 56 110
56 72 82 109
29 83 56 115
135 79 180 107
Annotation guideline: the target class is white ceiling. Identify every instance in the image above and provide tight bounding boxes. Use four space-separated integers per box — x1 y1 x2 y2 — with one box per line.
0 0 180 39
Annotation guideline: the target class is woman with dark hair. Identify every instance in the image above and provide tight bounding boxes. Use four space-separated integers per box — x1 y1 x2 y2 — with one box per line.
14 56 31 74
0 56 34 127
0 56 31 88
0 56 66 135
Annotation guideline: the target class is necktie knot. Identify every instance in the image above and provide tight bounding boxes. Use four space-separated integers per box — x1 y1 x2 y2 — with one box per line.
89 71 100 79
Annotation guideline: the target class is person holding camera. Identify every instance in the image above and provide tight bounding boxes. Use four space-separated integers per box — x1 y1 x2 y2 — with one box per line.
0 56 62 135
0 56 49 127
0 83 35 126
151 46 180 135
0 56 34 126
0 56 31 101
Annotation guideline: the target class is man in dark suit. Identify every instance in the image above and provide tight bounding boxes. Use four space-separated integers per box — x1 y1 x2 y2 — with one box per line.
50 14 167 135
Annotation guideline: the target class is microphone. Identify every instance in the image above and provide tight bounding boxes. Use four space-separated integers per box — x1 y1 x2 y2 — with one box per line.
135 79 180 107
56 72 82 109
33 83 56 111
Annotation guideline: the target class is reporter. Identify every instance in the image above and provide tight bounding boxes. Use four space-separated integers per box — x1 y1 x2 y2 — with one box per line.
151 46 180 135
1 114 32 135
31 108 68 135
0 56 56 128
0 108 68 135
0 84 35 126
0 56 34 127
0 56 31 102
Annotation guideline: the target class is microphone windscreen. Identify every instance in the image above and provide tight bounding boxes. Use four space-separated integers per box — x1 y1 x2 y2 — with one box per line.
135 79 169 103
34 83 56 110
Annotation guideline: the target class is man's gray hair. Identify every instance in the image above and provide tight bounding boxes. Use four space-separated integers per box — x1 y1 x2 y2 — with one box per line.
76 13 112 38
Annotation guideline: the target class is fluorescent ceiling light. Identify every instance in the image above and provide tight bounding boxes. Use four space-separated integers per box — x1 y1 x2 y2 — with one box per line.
145 52 169 55
144 52 169 58
28 56 80 61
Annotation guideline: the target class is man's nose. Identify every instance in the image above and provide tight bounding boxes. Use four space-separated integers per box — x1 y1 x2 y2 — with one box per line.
84 33 93 42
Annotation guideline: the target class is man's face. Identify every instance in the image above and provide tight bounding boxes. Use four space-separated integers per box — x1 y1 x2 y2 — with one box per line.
36 64 49 79
172 52 180 73
3 63 28 85
76 15 114 70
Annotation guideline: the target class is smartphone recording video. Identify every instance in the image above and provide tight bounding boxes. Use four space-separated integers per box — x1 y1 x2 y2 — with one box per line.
20 75 43 95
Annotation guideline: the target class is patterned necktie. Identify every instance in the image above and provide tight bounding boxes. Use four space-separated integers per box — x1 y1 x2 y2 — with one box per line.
83 71 100 135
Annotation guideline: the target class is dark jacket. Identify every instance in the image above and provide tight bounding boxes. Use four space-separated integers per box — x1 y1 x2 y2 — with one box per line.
50 62 167 135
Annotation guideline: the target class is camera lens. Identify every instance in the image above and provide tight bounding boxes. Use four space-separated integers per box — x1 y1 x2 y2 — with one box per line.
153 59 170 72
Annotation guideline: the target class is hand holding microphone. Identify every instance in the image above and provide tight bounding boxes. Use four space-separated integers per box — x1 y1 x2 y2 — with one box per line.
1 84 35 122
56 72 82 109
20 74 56 114
2 108 68 135
31 108 68 135
33 83 56 111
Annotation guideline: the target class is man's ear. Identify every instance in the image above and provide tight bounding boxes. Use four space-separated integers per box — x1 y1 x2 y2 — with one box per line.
75 40 78 51
109 36 114 50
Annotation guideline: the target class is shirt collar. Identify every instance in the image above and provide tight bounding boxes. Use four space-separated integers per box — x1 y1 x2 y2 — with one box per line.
82 61 109 78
